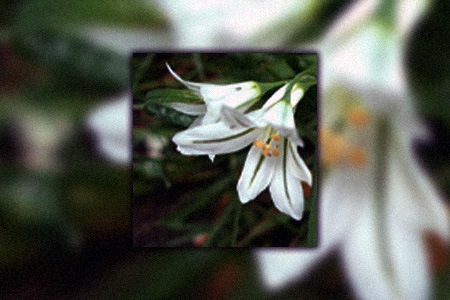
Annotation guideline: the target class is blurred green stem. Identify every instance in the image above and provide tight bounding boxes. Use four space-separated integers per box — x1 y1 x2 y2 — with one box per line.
192 53 205 81
231 196 242 246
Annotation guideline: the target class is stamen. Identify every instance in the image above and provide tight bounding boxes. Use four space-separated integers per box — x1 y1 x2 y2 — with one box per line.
271 148 280 157
347 106 370 128
263 144 272 151
271 134 280 141
253 140 264 148
320 128 346 167
262 148 271 157
348 146 367 168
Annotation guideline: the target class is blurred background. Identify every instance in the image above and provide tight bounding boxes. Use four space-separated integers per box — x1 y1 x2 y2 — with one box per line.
0 0 449 299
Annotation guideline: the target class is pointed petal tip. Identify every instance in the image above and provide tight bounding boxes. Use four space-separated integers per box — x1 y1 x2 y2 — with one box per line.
290 212 302 221
166 63 184 84
237 185 254 204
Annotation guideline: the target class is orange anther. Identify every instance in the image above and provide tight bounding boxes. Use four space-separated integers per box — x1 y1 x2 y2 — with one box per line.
272 148 280 157
347 106 370 128
262 149 271 157
253 140 264 148
320 128 346 167
348 146 367 168
271 134 280 141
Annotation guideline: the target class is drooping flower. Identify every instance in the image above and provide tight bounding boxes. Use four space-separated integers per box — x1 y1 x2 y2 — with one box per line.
166 63 283 126
172 83 312 220
256 0 449 299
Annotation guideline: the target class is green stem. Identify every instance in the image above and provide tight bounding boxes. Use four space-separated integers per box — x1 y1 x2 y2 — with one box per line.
192 53 205 81
375 117 401 298
374 0 397 29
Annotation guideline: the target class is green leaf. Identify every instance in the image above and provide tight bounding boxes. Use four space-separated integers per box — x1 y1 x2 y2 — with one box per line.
143 103 196 127
145 89 203 105
161 176 234 225
15 0 169 30
11 27 128 94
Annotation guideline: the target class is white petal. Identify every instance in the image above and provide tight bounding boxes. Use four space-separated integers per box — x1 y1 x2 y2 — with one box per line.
166 63 204 94
255 165 368 291
255 249 324 291
286 141 312 184
289 83 305 107
87 95 131 164
268 139 304 220
262 84 288 108
237 144 275 204
388 129 450 241
220 105 256 129
168 102 206 116
263 100 297 138
200 81 260 107
172 121 260 156
388 220 430 300
262 83 304 108
341 198 430 300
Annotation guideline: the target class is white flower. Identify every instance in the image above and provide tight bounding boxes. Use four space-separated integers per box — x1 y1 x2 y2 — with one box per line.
166 63 280 126
256 0 449 299
172 84 312 220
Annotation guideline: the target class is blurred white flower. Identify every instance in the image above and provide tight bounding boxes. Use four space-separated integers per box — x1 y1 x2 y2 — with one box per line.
256 0 449 299
154 0 301 48
173 83 312 219
86 95 131 164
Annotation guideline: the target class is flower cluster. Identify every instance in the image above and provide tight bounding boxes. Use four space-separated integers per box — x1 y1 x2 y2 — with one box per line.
167 65 316 220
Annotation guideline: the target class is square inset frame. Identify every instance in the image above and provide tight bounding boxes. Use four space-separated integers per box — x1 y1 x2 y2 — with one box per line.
132 52 318 247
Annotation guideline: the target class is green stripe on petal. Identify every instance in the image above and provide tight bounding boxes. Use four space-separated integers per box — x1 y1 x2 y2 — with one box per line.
192 128 255 144
173 121 261 156
288 141 313 184
269 138 305 220
282 138 291 204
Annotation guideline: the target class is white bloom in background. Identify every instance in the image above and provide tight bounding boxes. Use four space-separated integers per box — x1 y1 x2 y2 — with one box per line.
86 95 131 164
256 0 449 299
154 0 301 48
172 84 312 220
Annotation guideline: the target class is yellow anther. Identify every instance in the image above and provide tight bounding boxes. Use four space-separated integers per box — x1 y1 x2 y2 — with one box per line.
347 146 367 168
320 127 346 167
253 140 264 148
272 148 280 157
347 106 370 128
271 134 280 141
263 144 272 151
262 148 271 157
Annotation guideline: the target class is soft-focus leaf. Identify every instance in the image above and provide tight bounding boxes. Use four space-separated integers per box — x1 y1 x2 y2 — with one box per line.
143 103 196 127
11 28 128 94
145 89 203 105
15 0 169 30
162 176 234 225
81 251 263 300
407 0 450 131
